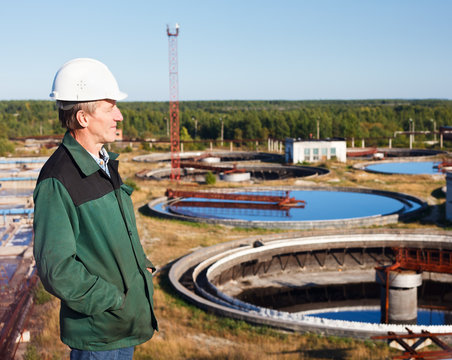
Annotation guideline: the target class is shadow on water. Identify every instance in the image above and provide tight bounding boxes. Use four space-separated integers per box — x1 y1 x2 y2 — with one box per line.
138 204 153 217
416 203 446 227
431 186 446 199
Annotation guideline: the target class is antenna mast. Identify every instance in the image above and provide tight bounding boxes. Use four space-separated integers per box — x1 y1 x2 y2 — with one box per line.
167 23 180 181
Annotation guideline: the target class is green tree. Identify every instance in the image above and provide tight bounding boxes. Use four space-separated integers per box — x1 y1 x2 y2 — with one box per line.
205 171 216 185
180 126 192 141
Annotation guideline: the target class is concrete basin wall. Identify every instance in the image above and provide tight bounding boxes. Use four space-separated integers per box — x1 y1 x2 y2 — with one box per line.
168 230 452 338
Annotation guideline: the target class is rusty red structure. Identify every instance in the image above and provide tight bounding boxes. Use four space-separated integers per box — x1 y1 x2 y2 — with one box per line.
436 159 452 173
166 189 305 209
393 247 452 274
346 148 378 157
0 272 38 358
372 328 452 359
167 24 180 181
377 247 452 325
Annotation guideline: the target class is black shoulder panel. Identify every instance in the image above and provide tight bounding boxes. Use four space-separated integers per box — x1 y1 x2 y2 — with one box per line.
37 145 120 207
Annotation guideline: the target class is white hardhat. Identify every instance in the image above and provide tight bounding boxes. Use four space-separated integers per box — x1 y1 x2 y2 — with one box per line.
50 58 127 102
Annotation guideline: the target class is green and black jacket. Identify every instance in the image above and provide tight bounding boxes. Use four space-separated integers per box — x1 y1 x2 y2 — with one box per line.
33 132 158 351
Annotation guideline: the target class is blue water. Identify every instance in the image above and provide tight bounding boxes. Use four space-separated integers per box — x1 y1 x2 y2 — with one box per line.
0 177 37 181
0 209 34 216
306 309 451 326
0 189 34 197
0 159 46 164
161 190 421 222
365 161 439 175
7 227 33 246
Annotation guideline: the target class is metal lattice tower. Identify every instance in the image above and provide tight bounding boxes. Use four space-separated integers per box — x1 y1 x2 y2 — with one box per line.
167 23 180 181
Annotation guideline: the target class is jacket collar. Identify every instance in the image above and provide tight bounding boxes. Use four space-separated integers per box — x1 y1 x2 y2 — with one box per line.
62 131 119 177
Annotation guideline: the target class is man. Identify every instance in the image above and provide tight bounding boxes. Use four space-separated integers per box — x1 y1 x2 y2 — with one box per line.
33 58 158 359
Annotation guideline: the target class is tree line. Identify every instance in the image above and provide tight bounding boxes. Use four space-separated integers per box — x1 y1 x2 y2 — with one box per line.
1 99 451 147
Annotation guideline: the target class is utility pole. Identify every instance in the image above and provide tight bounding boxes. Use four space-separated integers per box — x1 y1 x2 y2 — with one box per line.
220 117 224 147
316 117 320 139
430 118 437 142
167 23 180 181
192 116 197 139
409 118 413 149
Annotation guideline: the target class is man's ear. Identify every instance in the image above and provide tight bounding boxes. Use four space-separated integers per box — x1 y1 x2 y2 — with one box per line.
76 110 89 128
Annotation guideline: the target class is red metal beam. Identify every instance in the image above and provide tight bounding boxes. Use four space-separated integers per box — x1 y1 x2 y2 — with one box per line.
166 189 305 207
394 247 452 274
170 200 305 210
373 329 452 360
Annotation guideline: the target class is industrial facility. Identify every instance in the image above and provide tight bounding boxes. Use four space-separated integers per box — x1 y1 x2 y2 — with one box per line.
0 157 44 358
0 21 451 360
2 134 452 359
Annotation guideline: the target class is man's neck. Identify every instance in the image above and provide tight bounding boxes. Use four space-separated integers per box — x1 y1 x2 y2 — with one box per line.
71 130 103 155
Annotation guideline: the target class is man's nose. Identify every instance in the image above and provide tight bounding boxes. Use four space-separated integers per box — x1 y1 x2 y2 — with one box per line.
113 106 123 122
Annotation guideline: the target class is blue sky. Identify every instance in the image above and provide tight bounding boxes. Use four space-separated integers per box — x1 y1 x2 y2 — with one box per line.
0 0 450 101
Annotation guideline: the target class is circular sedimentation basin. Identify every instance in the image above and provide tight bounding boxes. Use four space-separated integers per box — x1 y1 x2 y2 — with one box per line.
354 155 446 176
168 229 452 338
134 151 329 181
147 186 426 230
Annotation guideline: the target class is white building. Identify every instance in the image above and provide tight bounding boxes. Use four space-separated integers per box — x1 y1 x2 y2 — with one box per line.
285 138 347 164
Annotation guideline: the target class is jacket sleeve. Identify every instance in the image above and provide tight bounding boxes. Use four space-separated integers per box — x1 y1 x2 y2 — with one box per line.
33 178 125 315
121 183 156 273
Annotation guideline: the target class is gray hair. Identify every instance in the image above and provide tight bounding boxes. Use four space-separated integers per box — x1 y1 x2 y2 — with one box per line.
56 101 98 130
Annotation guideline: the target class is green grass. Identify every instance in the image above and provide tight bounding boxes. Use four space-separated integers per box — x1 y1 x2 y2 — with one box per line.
33 281 52 305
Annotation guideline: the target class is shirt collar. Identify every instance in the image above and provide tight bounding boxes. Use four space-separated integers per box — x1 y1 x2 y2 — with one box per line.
88 147 111 176
88 147 110 163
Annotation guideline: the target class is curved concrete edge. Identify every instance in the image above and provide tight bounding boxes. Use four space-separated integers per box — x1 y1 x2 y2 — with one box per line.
133 151 203 162
136 164 330 181
146 185 427 230
136 168 172 180
376 148 446 157
168 230 452 338
133 151 283 163
203 233 452 283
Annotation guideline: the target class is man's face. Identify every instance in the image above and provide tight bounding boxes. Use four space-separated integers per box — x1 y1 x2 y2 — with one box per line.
84 99 123 145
